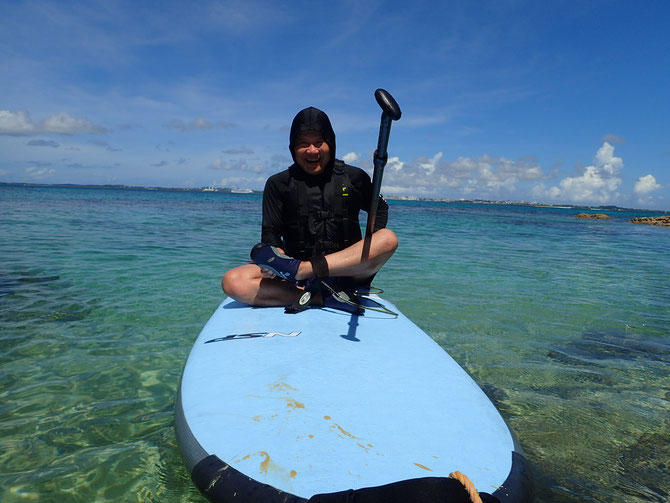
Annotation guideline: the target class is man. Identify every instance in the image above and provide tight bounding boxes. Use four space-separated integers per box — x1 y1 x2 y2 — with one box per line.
222 106 397 310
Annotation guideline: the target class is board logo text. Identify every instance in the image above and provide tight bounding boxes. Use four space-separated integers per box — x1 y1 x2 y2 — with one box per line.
204 331 301 344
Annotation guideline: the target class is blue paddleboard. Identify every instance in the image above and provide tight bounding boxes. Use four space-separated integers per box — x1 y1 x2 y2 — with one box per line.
176 296 532 502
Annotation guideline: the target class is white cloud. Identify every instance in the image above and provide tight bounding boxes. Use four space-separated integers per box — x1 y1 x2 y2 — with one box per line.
208 157 265 174
40 112 108 134
419 152 443 175
88 139 121 152
223 147 254 155
531 182 563 201
342 152 361 164
0 110 35 135
382 152 547 197
0 110 107 135
208 158 234 170
382 184 430 195
216 176 265 189
165 117 237 132
27 139 60 148
546 142 623 204
25 166 56 178
387 156 405 172
634 174 661 195
602 133 625 145
594 142 622 174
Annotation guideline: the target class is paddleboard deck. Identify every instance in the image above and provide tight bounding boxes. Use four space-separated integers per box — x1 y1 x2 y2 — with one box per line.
176 296 532 502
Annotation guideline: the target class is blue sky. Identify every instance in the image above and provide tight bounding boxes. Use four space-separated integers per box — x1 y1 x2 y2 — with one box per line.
1 0 669 209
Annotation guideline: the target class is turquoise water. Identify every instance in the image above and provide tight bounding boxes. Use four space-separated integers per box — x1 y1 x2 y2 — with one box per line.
1 185 668 502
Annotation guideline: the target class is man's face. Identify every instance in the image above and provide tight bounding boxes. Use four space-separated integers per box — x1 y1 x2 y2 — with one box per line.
294 131 330 176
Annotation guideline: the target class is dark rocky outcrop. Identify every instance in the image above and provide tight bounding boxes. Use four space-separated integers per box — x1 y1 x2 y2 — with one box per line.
631 216 670 227
576 213 610 219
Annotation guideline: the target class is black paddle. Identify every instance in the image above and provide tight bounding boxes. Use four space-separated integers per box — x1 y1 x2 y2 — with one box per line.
366 88 402 237
308 89 401 318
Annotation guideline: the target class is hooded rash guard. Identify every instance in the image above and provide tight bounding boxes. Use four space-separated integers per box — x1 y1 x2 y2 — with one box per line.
260 107 388 261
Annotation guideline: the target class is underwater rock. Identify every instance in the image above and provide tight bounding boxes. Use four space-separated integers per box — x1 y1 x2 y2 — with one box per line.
45 303 95 322
563 329 670 364
630 216 670 227
615 432 670 501
588 330 668 362
576 213 610 219
544 347 618 395
546 348 600 367
479 382 508 409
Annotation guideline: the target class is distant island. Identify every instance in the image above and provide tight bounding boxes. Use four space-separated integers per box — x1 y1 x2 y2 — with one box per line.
0 181 263 195
1 181 668 215
386 195 668 214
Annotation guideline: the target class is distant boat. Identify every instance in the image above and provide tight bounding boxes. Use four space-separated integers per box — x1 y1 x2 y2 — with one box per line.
203 187 216 192
230 188 253 194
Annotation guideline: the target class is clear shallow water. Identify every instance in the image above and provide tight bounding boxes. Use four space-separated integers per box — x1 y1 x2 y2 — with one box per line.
1 185 668 502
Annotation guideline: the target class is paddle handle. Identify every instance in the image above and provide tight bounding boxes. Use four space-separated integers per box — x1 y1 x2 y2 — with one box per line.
366 89 401 237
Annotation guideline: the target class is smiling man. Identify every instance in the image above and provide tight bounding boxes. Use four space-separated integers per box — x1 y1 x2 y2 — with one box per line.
222 106 397 311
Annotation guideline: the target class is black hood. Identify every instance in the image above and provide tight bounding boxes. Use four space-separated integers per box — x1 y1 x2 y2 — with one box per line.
289 107 336 170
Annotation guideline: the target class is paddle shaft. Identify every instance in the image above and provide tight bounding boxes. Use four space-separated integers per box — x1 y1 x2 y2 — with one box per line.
366 89 401 237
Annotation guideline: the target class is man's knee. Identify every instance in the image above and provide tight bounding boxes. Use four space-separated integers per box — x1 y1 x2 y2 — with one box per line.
222 267 246 299
375 228 398 255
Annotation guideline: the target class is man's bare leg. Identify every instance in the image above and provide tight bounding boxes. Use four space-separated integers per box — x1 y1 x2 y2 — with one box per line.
222 228 398 306
222 264 304 306
295 228 398 282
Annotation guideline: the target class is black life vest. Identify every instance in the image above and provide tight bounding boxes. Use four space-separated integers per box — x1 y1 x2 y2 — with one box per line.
282 161 363 259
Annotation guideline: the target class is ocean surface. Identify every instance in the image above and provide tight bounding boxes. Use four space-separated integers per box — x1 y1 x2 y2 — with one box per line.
1 184 668 503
